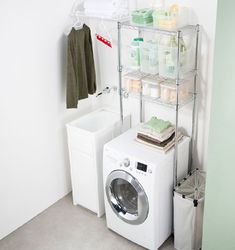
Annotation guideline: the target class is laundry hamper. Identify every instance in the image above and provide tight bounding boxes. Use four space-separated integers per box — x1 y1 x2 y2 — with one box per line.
173 169 206 250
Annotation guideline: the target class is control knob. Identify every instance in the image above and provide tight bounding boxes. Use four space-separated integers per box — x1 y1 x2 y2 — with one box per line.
122 158 130 167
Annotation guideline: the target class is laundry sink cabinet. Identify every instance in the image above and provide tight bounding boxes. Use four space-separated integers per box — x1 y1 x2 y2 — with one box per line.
66 108 131 217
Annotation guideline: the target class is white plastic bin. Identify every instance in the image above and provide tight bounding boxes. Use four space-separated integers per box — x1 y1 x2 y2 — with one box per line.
174 169 206 250
66 108 131 217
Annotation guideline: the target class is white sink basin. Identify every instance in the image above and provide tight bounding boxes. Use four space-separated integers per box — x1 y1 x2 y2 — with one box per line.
70 108 121 133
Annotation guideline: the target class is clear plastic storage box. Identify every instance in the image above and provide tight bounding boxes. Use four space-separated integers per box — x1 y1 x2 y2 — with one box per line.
142 76 162 98
158 34 190 79
123 72 143 93
140 40 159 75
153 5 188 30
160 80 190 104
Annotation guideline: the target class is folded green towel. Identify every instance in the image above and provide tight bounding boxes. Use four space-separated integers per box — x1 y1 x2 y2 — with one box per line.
143 117 172 134
132 8 154 24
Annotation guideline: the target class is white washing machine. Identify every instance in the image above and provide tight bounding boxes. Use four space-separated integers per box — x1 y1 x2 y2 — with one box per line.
103 127 190 250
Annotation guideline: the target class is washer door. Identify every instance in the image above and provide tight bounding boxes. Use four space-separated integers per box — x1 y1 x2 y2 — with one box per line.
106 170 149 225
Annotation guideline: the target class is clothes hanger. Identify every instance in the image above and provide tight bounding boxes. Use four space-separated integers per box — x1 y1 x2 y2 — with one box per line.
64 0 85 35
73 15 84 30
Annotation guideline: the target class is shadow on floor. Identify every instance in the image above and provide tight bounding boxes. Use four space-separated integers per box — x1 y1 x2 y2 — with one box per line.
0 193 175 250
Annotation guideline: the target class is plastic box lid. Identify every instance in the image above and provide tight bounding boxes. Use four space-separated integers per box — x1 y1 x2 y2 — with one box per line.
142 75 163 85
160 80 189 90
123 72 143 80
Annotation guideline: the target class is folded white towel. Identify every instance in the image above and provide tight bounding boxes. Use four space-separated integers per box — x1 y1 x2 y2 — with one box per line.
85 7 116 13
84 2 115 10
85 0 128 5
138 126 175 142
84 9 114 18
84 8 128 18
84 0 128 10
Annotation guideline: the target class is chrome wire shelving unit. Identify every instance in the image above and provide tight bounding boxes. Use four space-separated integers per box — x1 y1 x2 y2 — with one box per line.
117 20 200 186
73 11 200 185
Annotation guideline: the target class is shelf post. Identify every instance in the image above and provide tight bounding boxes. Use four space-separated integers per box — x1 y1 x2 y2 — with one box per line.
190 24 200 172
117 21 124 124
174 30 182 187
138 28 144 123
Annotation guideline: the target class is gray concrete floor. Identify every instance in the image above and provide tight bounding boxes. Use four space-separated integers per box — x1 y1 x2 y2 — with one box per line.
0 194 175 250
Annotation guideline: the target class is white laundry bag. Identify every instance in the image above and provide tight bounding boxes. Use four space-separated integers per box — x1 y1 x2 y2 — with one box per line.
174 169 206 250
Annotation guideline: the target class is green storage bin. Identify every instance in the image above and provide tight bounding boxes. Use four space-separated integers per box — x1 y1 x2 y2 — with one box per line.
131 9 154 25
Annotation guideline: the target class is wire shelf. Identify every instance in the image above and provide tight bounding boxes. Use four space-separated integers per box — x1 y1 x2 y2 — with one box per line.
120 21 198 36
122 67 197 83
126 92 195 110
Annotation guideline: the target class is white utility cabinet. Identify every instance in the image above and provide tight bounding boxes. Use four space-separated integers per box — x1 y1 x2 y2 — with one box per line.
66 108 131 217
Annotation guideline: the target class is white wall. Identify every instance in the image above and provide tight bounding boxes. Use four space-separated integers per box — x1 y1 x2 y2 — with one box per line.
0 0 101 240
101 0 218 169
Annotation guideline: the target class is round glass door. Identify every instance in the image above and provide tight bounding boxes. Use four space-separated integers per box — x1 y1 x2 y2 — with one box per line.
106 170 149 225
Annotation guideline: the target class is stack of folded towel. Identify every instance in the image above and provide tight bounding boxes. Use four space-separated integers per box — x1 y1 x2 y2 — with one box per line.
84 0 129 19
136 117 183 153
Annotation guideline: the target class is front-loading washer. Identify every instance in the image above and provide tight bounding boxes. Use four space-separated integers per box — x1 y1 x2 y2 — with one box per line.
103 127 190 250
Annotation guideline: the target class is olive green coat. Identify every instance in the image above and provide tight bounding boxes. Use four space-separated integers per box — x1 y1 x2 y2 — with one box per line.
67 25 96 108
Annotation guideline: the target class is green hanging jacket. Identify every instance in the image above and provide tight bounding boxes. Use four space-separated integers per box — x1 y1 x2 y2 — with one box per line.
66 24 96 108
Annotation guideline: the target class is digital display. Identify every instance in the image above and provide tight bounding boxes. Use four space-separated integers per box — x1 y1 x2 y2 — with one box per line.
137 162 147 172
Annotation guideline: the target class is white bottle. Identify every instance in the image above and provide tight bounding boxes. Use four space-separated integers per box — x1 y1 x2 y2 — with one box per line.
130 38 144 70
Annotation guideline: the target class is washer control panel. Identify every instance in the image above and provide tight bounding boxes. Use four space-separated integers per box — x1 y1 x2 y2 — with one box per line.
119 158 152 176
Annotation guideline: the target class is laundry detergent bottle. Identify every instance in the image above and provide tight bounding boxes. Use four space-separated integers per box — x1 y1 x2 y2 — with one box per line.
129 37 144 70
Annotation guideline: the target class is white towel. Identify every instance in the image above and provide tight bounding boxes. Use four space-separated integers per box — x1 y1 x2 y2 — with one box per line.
84 9 114 18
84 2 115 10
85 9 129 18
84 8 128 18
138 126 175 142
84 7 117 13
84 0 128 11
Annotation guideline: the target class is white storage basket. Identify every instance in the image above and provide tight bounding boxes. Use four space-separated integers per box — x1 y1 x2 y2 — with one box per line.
174 169 206 250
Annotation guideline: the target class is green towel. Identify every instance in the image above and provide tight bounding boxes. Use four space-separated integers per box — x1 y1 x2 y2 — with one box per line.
143 117 172 134
132 8 154 24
